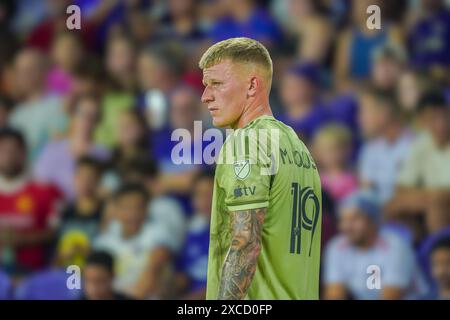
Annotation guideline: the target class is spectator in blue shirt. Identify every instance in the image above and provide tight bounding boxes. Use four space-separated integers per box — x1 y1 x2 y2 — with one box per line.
171 170 214 299
334 0 403 89
427 235 450 299
408 0 450 70
208 0 282 48
324 190 428 300
278 61 330 143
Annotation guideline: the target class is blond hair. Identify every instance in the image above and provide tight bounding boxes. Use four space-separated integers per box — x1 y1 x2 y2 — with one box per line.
199 37 273 87
313 124 352 148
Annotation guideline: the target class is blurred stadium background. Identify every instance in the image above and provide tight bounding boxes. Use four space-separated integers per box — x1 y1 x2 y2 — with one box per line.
0 0 449 300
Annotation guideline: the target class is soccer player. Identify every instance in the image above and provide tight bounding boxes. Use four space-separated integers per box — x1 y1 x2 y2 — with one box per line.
199 37 322 300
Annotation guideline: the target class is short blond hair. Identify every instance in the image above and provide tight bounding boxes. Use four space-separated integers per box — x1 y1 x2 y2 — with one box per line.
313 124 353 148
199 37 273 87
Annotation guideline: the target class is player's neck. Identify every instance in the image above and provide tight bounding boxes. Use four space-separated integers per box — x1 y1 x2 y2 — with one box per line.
233 100 273 129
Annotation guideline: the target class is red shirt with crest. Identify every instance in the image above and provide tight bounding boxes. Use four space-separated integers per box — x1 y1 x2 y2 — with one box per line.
0 180 61 270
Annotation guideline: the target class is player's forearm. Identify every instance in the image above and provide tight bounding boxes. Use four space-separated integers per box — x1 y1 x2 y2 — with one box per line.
217 208 266 300
217 239 261 299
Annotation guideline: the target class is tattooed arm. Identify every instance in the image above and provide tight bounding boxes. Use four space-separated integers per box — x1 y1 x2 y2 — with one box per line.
217 208 266 300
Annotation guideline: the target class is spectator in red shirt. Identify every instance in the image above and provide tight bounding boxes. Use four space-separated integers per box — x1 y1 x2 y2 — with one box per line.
0 128 62 273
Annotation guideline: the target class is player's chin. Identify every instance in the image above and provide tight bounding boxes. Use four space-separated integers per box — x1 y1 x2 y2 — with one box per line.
212 117 228 128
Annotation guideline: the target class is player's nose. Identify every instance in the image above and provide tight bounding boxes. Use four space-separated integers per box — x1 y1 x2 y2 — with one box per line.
201 86 214 104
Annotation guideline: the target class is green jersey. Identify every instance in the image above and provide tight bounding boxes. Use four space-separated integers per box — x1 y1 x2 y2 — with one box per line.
206 115 322 300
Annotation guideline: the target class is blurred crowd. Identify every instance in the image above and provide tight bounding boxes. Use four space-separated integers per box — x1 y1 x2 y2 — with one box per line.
0 0 449 300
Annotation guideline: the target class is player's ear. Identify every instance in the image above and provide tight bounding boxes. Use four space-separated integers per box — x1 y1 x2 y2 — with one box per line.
247 76 259 97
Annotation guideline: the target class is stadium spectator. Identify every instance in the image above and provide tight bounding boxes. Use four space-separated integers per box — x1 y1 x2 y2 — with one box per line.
408 0 450 71
110 109 151 173
136 45 184 131
69 60 106 103
101 155 186 248
151 86 203 197
26 0 96 51
278 62 329 143
312 124 358 202
93 183 177 299
386 90 450 233
283 0 334 65
0 128 61 273
358 88 414 204
396 69 429 122
171 171 213 299
197 0 227 34
9 48 68 160
427 236 450 299
80 0 152 51
55 157 104 268
208 0 282 47
122 6 157 48
95 35 136 148
105 157 187 247
370 43 406 92
324 190 428 300
46 31 84 96
158 0 206 51
158 0 207 92
34 93 109 200
80 251 132 300
334 0 403 89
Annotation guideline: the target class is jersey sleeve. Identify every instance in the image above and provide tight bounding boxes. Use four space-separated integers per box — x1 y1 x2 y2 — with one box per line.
217 131 274 212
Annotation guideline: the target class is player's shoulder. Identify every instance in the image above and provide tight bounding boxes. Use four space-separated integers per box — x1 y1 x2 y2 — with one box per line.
245 115 286 131
241 115 298 143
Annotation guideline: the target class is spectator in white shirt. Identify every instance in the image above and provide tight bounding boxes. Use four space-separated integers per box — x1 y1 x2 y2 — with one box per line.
386 90 450 233
94 183 177 299
324 190 428 300
358 86 414 204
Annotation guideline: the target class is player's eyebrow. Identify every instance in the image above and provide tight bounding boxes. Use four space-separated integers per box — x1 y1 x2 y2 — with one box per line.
202 78 221 86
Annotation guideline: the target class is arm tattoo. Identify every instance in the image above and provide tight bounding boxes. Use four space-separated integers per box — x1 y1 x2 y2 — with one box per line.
217 207 266 300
